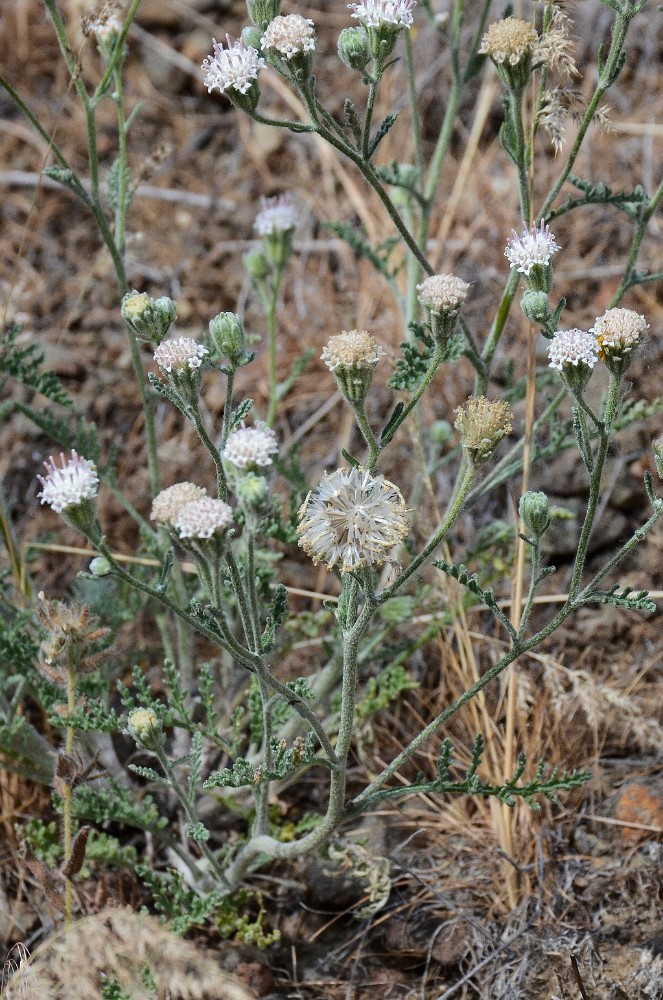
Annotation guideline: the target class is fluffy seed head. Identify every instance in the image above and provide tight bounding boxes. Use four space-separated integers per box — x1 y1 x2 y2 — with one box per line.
202 34 265 95
454 396 513 463
174 498 234 540
592 308 648 355
223 423 279 469
505 221 560 275
548 329 599 371
479 17 538 65
348 0 416 29
321 330 386 372
254 193 299 236
416 274 470 313
297 467 409 574
261 15 316 58
153 338 208 373
37 450 99 513
150 483 207 525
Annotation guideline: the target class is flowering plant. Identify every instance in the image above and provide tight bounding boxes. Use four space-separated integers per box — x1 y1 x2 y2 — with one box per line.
0 0 661 942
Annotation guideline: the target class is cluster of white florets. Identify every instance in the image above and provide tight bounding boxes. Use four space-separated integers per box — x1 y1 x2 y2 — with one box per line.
223 423 279 469
261 14 316 58
416 274 470 313
348 0 416 29
321 330 386 373
254 194 299 236
153 338 208 373
202 34 265 95
174 498 234 540
547 329 599 371
592 308 648 354
505 221 560 276
37 451 99 513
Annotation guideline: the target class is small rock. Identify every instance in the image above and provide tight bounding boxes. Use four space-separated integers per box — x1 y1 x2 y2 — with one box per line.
613 781 663 844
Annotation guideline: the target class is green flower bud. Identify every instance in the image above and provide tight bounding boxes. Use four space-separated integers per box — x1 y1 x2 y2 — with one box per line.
128 707 164 751
89 556 112 577
243 247 270 281
653 438 663 480
241 25 263 50
520 290 552 325
121 291 177 345
209 312 245 363
237 471 271 516
246 0 281 31
430 420 453 447
519 491 550 539
337 27 371 71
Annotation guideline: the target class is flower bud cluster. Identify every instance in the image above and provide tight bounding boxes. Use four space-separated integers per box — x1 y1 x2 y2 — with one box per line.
121 291 177 344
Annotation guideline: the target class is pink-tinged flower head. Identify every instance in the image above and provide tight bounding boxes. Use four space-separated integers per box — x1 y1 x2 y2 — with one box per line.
254 194 299 236
202 34 265 96
505 221 560 276
223 423 279 469
261 15 316 59
174 498 234 540
37 450 99 513
297 466 409 573
154 338 209 373
548 329 599 371
348 0 416 29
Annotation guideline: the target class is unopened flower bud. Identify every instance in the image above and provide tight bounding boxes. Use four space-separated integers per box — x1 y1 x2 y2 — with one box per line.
237 471 271 516
121 291 177 344
337 27 371 71
89 556 112 577
243 247 270 281
246 0 281 31
430 420 453 447
653 438 663 480
209 312 245 364
519 491 550 539
128 707 164 751
520 290 552 326
241 25 263 50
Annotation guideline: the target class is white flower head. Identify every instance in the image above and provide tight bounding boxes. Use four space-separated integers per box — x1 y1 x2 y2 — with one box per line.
479 17 538 66
154 338 208 373
592 308 648 354
254 193 299 236
297 466 409 574
174 498 234 540
37 450 99 513
348 0 416 29
548 329 599 371
505 221 560 276
223 422 279 469
202 34 265 96
321 330 386 373
151 483 207 525
416 273 470 314
261 15 316 59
